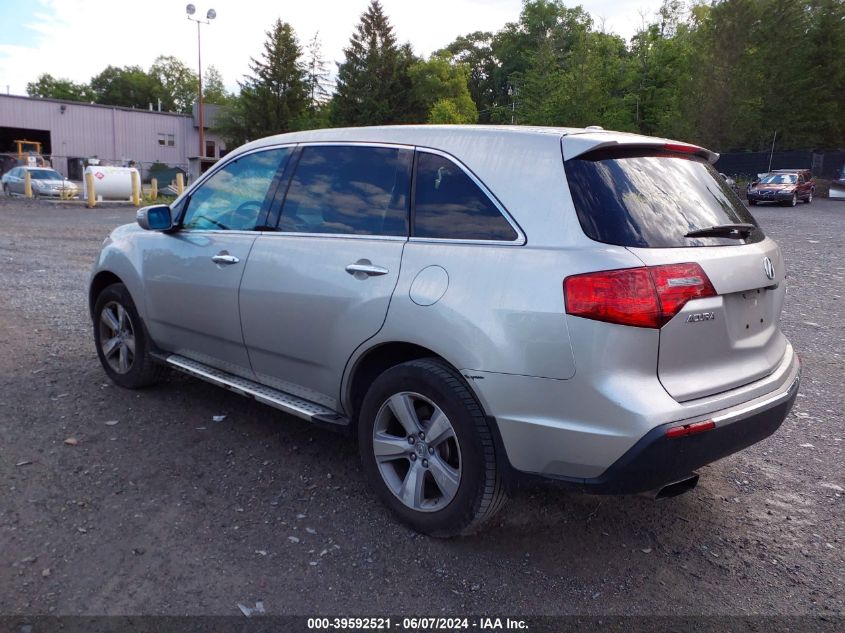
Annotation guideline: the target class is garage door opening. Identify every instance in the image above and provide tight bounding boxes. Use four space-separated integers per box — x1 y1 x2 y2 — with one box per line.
0 127 52 176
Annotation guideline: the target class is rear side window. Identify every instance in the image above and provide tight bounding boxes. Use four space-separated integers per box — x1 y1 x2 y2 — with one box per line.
413 152 518 241
280 145 412 236
565 148 763 247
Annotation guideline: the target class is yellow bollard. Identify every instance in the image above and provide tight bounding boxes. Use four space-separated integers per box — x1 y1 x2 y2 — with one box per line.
131 170 141 206
176 172 184 195
86 172 96 208
150 178 158 201
24 170 33 198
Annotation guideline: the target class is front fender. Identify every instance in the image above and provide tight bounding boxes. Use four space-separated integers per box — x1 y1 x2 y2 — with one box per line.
89 223 148 321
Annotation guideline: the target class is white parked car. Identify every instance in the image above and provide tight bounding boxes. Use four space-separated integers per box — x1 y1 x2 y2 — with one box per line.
2 166 78 198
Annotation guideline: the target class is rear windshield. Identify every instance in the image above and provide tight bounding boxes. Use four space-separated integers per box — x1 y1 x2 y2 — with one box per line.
564 148 763 248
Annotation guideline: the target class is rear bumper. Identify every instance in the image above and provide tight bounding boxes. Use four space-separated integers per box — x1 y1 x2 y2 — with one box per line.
469 340 800 482
564 372 799 494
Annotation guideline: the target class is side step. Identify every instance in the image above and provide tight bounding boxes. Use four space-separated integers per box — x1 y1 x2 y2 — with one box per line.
163 354 350 429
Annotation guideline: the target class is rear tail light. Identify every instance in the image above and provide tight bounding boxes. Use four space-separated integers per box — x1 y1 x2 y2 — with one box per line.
564 263 716 328
665 420 716 439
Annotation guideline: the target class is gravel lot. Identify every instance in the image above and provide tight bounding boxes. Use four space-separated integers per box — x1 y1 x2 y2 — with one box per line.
0 197 842 619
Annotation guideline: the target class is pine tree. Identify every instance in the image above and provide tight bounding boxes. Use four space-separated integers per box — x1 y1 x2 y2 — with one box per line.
332 0 416 126
241 19 308 138
304 32 332 110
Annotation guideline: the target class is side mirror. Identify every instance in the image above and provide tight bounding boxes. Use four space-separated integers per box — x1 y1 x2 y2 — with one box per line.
137 205 173 231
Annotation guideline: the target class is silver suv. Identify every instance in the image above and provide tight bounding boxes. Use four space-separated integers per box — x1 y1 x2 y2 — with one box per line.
89 126 799 536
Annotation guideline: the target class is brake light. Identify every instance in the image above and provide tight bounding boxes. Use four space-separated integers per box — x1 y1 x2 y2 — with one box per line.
665 420 716 439
649 263 717 318
664 142 701 154
564 263 716 328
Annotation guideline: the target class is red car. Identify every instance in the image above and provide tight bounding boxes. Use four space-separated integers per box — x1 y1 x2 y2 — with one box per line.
747 169 815 206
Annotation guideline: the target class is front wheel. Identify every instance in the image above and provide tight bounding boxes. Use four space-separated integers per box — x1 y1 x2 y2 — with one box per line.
804 190 813 204
358 358 507 537
748 199 757 206
93 283 164 389
788 193 797 207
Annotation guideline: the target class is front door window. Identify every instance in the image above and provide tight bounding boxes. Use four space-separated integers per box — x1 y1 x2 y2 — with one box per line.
182 148 291 231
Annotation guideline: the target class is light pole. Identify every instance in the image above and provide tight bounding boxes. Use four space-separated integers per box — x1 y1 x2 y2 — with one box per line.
186 4 216 160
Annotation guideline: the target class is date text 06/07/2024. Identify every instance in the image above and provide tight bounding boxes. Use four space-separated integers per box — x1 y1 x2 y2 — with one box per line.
306 617 529 630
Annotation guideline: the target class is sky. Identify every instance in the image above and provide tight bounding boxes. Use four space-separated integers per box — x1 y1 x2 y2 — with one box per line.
0 0 667 97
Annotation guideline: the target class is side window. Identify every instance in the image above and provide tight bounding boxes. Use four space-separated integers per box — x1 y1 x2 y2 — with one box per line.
182 147 291 231
279 145 411 236
413 152 518 241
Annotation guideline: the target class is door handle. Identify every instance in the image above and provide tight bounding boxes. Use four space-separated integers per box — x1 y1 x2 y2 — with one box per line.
212 253 240 265
346 262 389 277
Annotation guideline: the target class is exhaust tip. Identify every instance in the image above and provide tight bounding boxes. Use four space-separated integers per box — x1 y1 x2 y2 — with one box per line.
655 473 699 500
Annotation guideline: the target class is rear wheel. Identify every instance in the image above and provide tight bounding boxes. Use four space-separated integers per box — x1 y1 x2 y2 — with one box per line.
804 190 813 204
358 358 507 537
748 199 757 206
93 283 164 389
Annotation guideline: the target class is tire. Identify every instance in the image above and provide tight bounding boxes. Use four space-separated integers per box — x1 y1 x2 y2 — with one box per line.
2 184 9 197
358 358 507 537
789 193 797 207
748 199 757 206
92 283 164 389
804 190 813 204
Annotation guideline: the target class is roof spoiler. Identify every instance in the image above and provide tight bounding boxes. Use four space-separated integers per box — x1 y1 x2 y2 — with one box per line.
562 133 719 164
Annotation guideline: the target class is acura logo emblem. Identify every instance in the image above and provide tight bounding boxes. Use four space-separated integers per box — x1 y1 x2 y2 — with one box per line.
763 256 775 281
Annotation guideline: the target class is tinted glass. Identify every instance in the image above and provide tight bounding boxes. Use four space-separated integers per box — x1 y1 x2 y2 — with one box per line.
413 152 517 241
564 149 763 248
182 148 290 231
280 145 411 236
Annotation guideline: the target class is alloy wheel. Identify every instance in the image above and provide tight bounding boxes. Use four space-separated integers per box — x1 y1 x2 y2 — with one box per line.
98 301 136 374
372 392 462 512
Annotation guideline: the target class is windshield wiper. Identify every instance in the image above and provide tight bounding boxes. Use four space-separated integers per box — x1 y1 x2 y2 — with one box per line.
684 223 756 239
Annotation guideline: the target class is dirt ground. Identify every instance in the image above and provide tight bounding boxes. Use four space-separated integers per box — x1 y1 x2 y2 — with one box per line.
0 196 842 620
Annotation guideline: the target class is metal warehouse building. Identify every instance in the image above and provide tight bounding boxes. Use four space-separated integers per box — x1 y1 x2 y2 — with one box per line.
0 93 225 183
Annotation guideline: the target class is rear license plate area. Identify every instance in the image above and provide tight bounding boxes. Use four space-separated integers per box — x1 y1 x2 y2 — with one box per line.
729 288 771 334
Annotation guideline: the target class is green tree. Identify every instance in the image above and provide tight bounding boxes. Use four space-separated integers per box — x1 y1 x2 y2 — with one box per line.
26 73 94 102
149 55 198 113
409 53 478 123
215 19 308 146
438 32 498 122
89 65 166 109
803 0 845 148
203 65 229 104
332 0 416 126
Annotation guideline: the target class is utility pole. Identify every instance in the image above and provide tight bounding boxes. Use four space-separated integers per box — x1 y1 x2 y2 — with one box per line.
767 131 778 173
186 4 216 160
508 84 519 125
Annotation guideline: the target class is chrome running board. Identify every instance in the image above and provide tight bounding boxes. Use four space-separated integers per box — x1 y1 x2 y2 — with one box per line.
163 354 349 428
